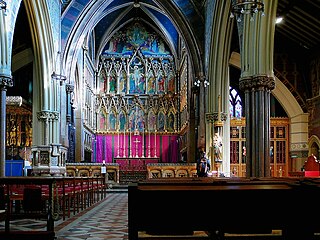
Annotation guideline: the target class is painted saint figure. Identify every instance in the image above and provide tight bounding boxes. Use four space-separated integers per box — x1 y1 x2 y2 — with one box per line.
213 132 223 162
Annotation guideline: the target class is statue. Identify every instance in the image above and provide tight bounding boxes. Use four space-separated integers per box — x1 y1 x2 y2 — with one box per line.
213 132 223 162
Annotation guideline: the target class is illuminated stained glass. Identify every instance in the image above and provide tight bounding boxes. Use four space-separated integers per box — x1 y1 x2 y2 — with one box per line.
229 86 242 118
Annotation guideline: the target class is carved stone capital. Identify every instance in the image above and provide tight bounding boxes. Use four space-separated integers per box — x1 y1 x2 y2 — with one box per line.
66 84 74 93
206 112 228 123
0 75 13 88
37 110 60 122
239 75 275 91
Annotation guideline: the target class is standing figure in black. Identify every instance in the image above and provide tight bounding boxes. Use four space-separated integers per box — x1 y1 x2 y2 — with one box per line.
197 150 210 177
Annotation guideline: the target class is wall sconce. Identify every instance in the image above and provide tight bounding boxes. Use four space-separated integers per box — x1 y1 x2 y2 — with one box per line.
52 51 66 85
230 0 265 22
0 0 7 11
52 72 67 86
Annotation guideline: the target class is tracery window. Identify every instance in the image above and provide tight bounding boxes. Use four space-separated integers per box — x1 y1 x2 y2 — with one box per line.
229 86 242 119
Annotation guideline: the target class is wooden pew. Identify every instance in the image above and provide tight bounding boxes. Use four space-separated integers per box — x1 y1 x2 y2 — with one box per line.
128 177 318 240
0 177 57 240
0 176 106 239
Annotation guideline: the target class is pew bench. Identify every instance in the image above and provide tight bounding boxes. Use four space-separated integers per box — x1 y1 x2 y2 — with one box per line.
128 177 319 240
0 176 107 239
0 177 56 240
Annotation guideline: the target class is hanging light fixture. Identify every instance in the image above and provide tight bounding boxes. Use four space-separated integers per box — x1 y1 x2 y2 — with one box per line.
194 78 209 88
230 0 265 22
0 0 6 11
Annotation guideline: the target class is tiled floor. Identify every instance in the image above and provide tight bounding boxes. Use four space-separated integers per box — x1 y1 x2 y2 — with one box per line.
0 193 128 240
55 193 128 240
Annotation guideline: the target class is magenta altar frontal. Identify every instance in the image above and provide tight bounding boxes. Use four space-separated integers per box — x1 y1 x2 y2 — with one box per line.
95 134 179 164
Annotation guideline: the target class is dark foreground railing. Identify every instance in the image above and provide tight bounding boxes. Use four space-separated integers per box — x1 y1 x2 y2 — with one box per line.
128 177 320 240
0 176 106 240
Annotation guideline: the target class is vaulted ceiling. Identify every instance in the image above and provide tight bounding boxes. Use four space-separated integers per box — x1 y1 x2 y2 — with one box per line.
61 0 205 65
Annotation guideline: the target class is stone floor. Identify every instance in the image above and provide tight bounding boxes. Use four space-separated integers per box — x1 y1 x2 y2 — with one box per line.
0 192 128 240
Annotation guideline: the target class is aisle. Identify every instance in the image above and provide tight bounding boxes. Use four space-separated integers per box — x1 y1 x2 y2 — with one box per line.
55 193 128 240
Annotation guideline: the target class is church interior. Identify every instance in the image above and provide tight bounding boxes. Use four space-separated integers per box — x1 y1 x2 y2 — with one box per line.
1 0 320 239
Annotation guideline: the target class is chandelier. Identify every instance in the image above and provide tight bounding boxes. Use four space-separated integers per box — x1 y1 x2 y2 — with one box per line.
230 0 265 22
0 0 6 11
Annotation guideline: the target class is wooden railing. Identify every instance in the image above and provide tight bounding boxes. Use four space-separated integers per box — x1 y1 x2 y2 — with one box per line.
146 163 197 178
66 163 119 183
0 176 107 239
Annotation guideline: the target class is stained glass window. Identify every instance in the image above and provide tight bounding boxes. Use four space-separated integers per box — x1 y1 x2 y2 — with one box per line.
229 86 242 118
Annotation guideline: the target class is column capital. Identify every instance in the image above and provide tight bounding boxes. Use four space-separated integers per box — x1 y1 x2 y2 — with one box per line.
239 75 275 91
205 112 228 123
66 84 74 93
0 75 13 88
37 110 60 122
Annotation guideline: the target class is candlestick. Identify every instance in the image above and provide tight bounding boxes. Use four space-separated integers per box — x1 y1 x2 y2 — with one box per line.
129 121 132 157
117 130 120 157
154 130 157 157
123 129 126 157
218 95 221 122
142 121 145 158
148 130 151 157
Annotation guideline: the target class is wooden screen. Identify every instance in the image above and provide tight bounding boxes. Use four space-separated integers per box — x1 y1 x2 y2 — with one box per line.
230 117 289 177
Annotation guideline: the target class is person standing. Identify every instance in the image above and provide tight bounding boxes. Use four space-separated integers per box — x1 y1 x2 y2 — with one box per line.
197 150 211 177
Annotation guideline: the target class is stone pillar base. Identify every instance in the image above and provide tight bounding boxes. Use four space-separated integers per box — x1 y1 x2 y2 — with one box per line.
31 145 68 176
32 165 66 176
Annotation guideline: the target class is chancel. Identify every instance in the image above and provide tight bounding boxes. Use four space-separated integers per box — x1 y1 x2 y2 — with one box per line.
1 0 320 239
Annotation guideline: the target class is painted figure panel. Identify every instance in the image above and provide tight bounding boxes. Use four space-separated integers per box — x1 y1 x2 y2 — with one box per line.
109 69 117 93
158 112 165 131
148 111 156 131
129 57 145 94
108 112 116 131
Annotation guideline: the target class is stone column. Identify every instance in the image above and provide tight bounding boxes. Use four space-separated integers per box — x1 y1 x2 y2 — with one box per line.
0 76 13 177
205 0 232 176
235 0 278 177
240 75 275 177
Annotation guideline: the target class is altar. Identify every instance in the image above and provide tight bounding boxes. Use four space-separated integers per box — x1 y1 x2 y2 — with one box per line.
114 157 159 183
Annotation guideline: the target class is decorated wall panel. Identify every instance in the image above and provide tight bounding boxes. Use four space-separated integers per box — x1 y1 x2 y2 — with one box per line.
6 97 32 162
97 22 179 135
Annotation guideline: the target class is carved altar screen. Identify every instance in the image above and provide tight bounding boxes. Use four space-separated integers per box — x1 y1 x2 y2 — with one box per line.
95 21 179 163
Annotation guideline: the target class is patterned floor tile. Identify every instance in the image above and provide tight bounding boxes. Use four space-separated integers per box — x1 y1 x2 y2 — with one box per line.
0 193 128 240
